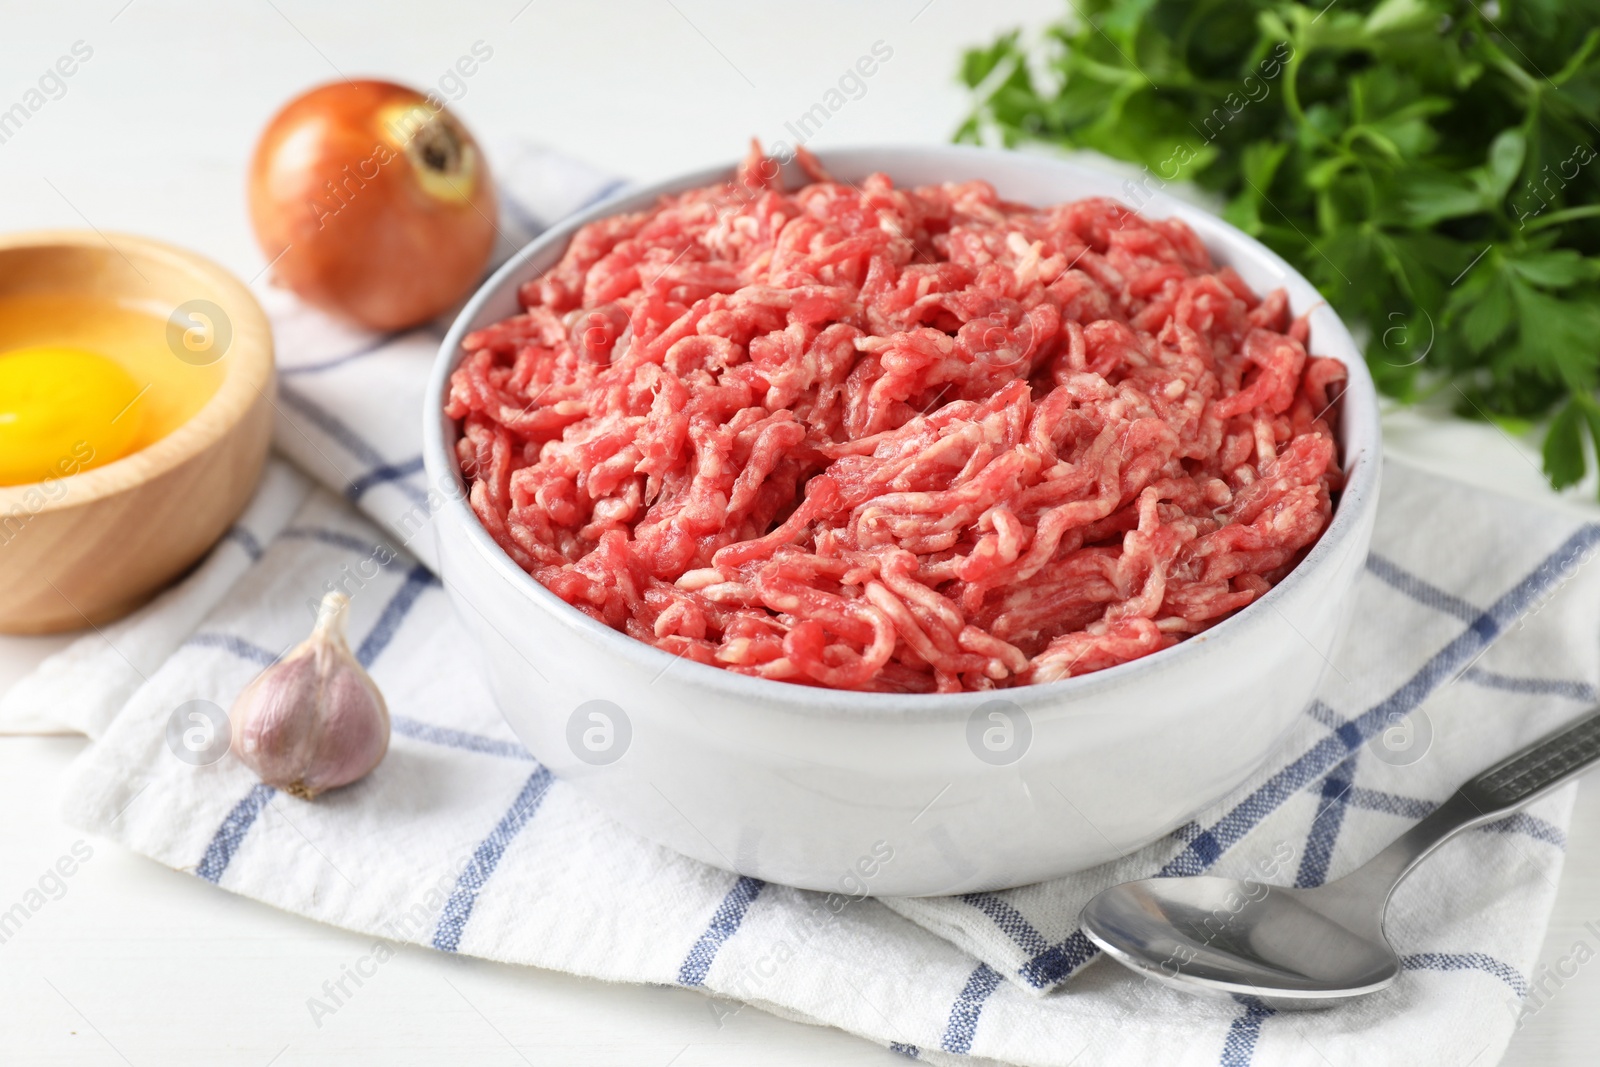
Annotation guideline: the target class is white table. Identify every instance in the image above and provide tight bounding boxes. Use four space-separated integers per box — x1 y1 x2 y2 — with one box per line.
2 2 1597 1062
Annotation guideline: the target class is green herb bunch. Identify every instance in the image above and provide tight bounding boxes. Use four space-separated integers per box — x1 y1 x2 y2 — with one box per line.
957 0 1600 493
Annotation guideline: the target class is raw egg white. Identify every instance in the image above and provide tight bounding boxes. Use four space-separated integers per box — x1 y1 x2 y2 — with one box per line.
0 294 225 487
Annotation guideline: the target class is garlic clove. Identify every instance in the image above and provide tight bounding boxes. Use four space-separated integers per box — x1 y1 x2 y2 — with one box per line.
230 592 390 799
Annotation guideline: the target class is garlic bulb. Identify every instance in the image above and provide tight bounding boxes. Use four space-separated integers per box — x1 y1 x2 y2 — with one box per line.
230 592 390 799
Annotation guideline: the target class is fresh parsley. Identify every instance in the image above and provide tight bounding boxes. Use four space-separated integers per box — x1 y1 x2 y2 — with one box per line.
957 0 1600 494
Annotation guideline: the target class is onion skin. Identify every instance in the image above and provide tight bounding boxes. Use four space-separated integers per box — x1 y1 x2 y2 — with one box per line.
248 79 497 331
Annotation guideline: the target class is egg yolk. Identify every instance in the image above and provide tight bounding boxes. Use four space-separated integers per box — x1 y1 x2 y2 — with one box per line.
0 346 146 486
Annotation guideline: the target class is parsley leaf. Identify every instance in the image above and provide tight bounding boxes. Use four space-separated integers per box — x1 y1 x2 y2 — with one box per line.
1544 398 1588 489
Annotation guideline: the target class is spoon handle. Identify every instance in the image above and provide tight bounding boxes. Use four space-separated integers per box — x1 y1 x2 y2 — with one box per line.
1467 708 1600 808
1348 707 1600 897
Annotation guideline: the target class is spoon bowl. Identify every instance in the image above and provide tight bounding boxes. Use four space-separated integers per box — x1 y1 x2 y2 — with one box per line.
1081 876 1399 1009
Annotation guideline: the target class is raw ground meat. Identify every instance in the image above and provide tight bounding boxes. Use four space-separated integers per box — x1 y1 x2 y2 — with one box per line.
447 143 1345 693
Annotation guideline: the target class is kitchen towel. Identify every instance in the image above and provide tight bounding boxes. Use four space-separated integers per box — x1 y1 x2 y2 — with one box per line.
6 146 1599 1067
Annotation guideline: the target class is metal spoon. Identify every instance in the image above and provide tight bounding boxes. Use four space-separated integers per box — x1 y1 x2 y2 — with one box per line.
1080 707 1600 1009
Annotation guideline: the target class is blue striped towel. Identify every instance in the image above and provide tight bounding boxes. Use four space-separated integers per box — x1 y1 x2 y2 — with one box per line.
6 147 1599 1067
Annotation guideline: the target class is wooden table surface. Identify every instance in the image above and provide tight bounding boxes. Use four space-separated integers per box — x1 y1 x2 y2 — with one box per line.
2 2 1597 1063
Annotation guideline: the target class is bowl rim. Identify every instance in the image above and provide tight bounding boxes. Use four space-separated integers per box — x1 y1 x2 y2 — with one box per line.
0 229 275 511
423 143 1381 718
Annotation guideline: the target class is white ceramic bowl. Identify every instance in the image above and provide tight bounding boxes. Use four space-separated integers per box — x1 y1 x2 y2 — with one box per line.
424 145 1381 896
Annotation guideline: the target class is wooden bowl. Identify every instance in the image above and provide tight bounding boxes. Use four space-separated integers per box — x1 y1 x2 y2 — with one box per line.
0 231 275 633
